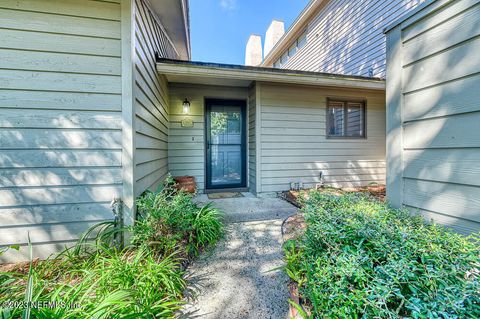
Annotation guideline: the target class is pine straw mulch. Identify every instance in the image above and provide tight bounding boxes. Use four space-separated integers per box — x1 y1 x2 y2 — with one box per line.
0 258 39 274
281 185 386 208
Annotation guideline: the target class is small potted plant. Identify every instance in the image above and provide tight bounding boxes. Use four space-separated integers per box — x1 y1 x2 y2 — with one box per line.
173 176 197 194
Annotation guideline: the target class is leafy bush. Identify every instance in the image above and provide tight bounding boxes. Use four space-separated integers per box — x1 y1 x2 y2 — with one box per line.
285 191 480 319
1 177 223 319
133 178 223 257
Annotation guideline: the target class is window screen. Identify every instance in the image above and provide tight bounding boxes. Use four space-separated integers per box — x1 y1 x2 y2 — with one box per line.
327 100 365 138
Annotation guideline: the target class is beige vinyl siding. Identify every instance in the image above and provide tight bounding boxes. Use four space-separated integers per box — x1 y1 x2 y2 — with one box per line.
258 83 386 193
269 0 424 78
248 83 257 194
386 0 480 234
0 0 122 261
168 84 248 192
133 0 178 197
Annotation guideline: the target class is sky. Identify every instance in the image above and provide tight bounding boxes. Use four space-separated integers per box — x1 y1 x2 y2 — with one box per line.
189 0 311 65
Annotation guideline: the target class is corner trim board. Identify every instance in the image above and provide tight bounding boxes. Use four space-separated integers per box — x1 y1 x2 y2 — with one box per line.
255 82 262 193
385 26 404 207
121 0 136 226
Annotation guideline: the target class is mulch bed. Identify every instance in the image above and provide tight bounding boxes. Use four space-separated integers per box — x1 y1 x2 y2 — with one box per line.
281 185 386 208
0 258 39 274
282 214 306 242
281 185 386 318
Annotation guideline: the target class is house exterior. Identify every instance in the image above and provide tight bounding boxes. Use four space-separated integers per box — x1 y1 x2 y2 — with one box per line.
259 0 426 78
160 61 386 195
1 0 474 263
385 0 480 234
0 0 387 262
0 0 189 261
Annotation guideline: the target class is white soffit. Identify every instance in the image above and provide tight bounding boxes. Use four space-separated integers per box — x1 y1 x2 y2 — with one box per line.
149 0 191 60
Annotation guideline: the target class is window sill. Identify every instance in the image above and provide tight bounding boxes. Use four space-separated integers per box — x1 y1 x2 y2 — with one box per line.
326 136 367 140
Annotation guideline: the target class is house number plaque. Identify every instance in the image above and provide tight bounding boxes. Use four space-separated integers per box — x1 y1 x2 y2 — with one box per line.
181 118 194 128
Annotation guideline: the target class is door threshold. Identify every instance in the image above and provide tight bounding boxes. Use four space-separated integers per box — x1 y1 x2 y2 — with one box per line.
205 187 249 194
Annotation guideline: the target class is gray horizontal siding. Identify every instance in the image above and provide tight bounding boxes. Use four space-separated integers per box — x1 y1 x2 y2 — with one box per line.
268 0 425 78
258 83 386 193
0 0 122 262
133 0 178 197
386 0 480 234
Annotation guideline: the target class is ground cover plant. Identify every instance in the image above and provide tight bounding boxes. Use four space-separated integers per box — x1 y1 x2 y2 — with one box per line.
285 191 480 318
0 176 223 319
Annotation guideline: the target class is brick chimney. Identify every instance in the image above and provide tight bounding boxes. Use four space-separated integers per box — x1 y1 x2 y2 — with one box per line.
245 34 263 66
264 20 285 57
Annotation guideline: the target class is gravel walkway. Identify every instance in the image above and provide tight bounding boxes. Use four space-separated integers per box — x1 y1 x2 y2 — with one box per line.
181 194 297 319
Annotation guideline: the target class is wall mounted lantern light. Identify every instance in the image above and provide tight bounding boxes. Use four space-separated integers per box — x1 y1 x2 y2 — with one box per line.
182 98 191 114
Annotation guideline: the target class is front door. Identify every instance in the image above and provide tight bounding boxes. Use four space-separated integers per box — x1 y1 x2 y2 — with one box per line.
205 99 247 189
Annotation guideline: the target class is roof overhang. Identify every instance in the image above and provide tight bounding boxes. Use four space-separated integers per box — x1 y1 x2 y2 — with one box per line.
157 59 386 90
149 0 191 60
261 0 329 66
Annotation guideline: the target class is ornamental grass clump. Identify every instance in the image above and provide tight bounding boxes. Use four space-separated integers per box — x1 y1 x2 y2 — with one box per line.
1 176 224 319
285 191 480 319
133 176 223 257
1 227 188 318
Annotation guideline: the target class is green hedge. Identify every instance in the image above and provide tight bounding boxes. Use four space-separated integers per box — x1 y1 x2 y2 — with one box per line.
284 192 480 318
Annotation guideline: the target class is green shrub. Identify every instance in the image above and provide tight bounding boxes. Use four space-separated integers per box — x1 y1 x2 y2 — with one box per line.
1 177 224 319
133 180 223 256
285 191 480 319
